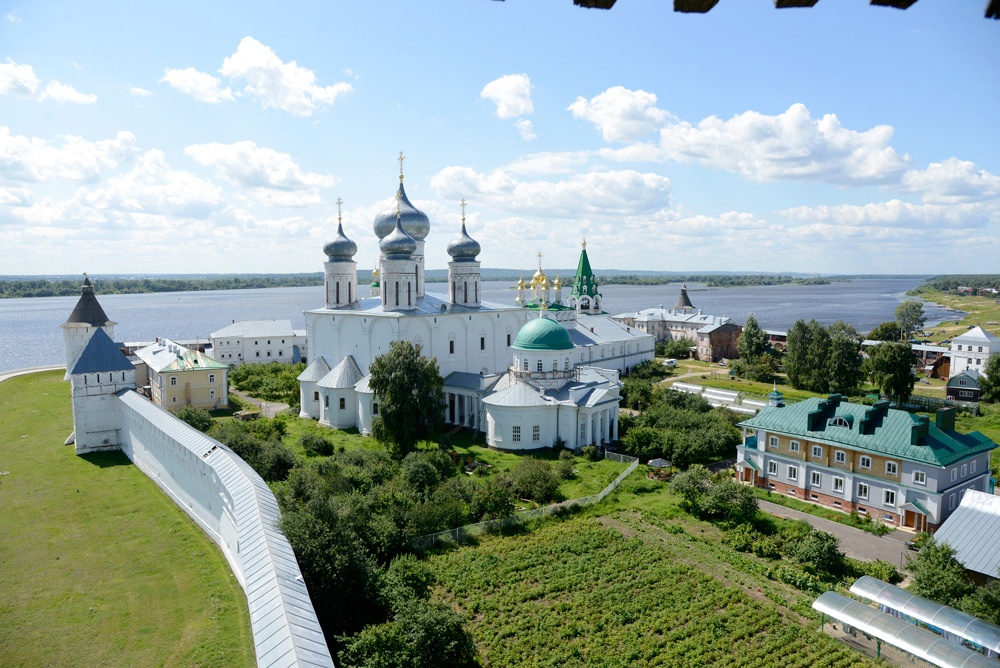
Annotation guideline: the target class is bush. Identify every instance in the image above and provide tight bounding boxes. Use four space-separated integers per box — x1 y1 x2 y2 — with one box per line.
510 459 561 504
175 406 213 432
556 450 576 480
582 445 600 462
299 433 335 457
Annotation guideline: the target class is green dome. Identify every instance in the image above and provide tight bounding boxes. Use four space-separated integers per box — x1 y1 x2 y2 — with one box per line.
513 317 574 351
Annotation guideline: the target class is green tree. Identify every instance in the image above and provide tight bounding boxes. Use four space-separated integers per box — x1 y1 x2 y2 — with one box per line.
175 406 213 432
656 338 693 359
895 299 926 340
470 477 515 521
906 538 975 606
737 314 768 364
792 530 844 574
827 321 864 394
868 321 904 342
671 464 711 512
369 341 445 457
865 341 915 402
621 426 665 458
958 577 1000 626
980 354 1000 403
701 477 758 524
785 319 831 392
509 458 561 504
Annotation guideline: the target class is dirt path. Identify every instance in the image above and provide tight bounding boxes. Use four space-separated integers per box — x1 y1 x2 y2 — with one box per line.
230 388 290 418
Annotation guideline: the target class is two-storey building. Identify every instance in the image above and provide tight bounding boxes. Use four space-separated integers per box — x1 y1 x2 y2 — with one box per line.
134 339 230 411
209 319 307 366
736 394 996 532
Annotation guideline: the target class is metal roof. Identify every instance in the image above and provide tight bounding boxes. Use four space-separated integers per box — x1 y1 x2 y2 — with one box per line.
443 371 502 392
210 319 300 339
738 396 996 467
61 276 115 328
297 356 331 382
813 591 997 668
952 327 1000 345
134 339 229 373
849 576 1000 655
68 328 135 374
571 314 654 346
317 355 363 389
947 370 982 390
118 392 334 667
934 490 1000 581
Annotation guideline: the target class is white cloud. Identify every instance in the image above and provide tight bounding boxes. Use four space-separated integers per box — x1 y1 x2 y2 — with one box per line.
431 166 670 217
184 140 333 207
480 73 533 119
219 36 353 116
0 127 137 182
568 86 670 143
652 103 910 185
6 12 20 23
39 80 97 104
160 67 234 103
0 186 32 206
901 158 1000 204
503 151 593 176
516 119 536 141
781 199 995 232
0 59 40 96
129 86 152 97
74 150 225 219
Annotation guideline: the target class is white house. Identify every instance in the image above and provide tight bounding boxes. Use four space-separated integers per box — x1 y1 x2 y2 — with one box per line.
209 319 307 366
949 326 999 378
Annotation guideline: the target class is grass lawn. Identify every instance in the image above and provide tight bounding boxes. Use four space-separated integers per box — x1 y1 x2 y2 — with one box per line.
0 371 255 668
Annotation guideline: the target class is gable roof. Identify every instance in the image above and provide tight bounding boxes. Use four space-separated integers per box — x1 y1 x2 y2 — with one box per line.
935 490 1000 580
953 326 1000 346
134 339 229 373
69 328 134 374
946 370 982 390
210 319 299 339
738 396 996 467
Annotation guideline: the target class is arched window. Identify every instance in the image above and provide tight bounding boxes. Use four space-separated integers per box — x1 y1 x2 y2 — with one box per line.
523 359 529 371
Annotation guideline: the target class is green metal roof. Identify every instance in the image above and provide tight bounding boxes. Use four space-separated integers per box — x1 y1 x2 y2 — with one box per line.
569 244 601 299
512 316 574 351
738 396 996 467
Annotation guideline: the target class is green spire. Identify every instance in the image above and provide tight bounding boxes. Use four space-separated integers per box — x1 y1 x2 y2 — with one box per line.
570 239 600 299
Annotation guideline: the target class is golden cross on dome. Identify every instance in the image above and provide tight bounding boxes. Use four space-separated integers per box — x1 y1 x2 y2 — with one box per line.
398 151 405 182
460 198 467 225
537 250 543 267
336 197 343 224
582 238 587 249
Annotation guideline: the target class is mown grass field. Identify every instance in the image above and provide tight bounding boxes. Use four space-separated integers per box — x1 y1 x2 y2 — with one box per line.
0 371 254 668
430 505 875 667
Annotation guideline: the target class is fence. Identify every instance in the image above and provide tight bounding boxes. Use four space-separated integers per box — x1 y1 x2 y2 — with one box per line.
896 394 980 416
414 451 640 549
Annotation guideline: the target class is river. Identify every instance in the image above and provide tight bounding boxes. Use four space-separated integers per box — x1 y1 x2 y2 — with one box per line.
0 277 963 373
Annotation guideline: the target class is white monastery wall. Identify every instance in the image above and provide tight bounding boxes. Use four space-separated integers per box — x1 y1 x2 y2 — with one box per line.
116 391 334 668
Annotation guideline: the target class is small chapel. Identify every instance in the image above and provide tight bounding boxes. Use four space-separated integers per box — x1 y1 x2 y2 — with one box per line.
297 155 655 451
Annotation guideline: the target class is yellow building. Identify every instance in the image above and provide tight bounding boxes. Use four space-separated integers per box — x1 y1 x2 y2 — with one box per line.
134 339 229 411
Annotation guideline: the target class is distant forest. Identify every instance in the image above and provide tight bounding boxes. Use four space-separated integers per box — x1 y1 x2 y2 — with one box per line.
0 271 876 299
911 275 1000 294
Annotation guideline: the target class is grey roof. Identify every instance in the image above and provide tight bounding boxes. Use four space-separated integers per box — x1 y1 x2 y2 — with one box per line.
117 392 334 667
674 284 694 310
612 307 730 329
69 328 134 374
211 319 299 339
952 326 1000 345
483 380 551 407
62 276 115 328
934 490 1000 581
354 374 372 393
947 370 982 390
297 356 331 382
306 290 521 317
443 371 502 392
318 355 363 389
850 576 1000 654
813 591 997 668
570 314 654 346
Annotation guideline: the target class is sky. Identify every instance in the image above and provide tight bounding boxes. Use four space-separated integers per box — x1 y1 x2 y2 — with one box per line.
0 0 998 276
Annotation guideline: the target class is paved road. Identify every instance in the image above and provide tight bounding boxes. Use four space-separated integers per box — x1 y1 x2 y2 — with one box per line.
759 499 912 570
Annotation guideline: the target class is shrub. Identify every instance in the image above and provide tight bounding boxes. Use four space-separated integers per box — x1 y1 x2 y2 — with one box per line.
581 445 600 462
556 450 576 480
298 433 334 457
175 406 213 432
510 458 561 504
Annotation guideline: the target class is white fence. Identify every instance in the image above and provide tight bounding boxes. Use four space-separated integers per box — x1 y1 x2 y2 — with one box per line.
414 451 640 549
669 382 766 414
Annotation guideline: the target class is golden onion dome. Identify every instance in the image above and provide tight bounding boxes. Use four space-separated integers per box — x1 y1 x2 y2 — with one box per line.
533 266 546 281
517 278 526 289
372 267 380 278
553 276 562 288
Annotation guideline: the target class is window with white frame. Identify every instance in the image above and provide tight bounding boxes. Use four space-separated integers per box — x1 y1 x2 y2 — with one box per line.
857 482 869 499
811 445 822 458
971 460 978 474
884 490 896 506
913 470 926 485
949 493 956 510
833 477 845 493
170 376 177 386
951 468 958 481
512 426 521 442
790 440 800 453
810 471 821 487
580 422 586 442
859 456 871 469
208 374 215 383
961 463 968 477
787 465 798 481
768 436 778 449
537 360 543 372
834 450 846 464
885 461 898 476
767 461 777 476
532 425 540 442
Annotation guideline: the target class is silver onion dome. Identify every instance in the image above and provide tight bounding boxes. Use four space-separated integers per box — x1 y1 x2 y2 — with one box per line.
373 183 430 241
379 214 417 259
447 222 481 262
323 222 357 262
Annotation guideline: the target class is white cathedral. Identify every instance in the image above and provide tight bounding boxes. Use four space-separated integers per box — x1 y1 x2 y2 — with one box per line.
297 162 655 451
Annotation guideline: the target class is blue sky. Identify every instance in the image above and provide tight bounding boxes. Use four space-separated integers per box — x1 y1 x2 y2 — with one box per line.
1 0 997 276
